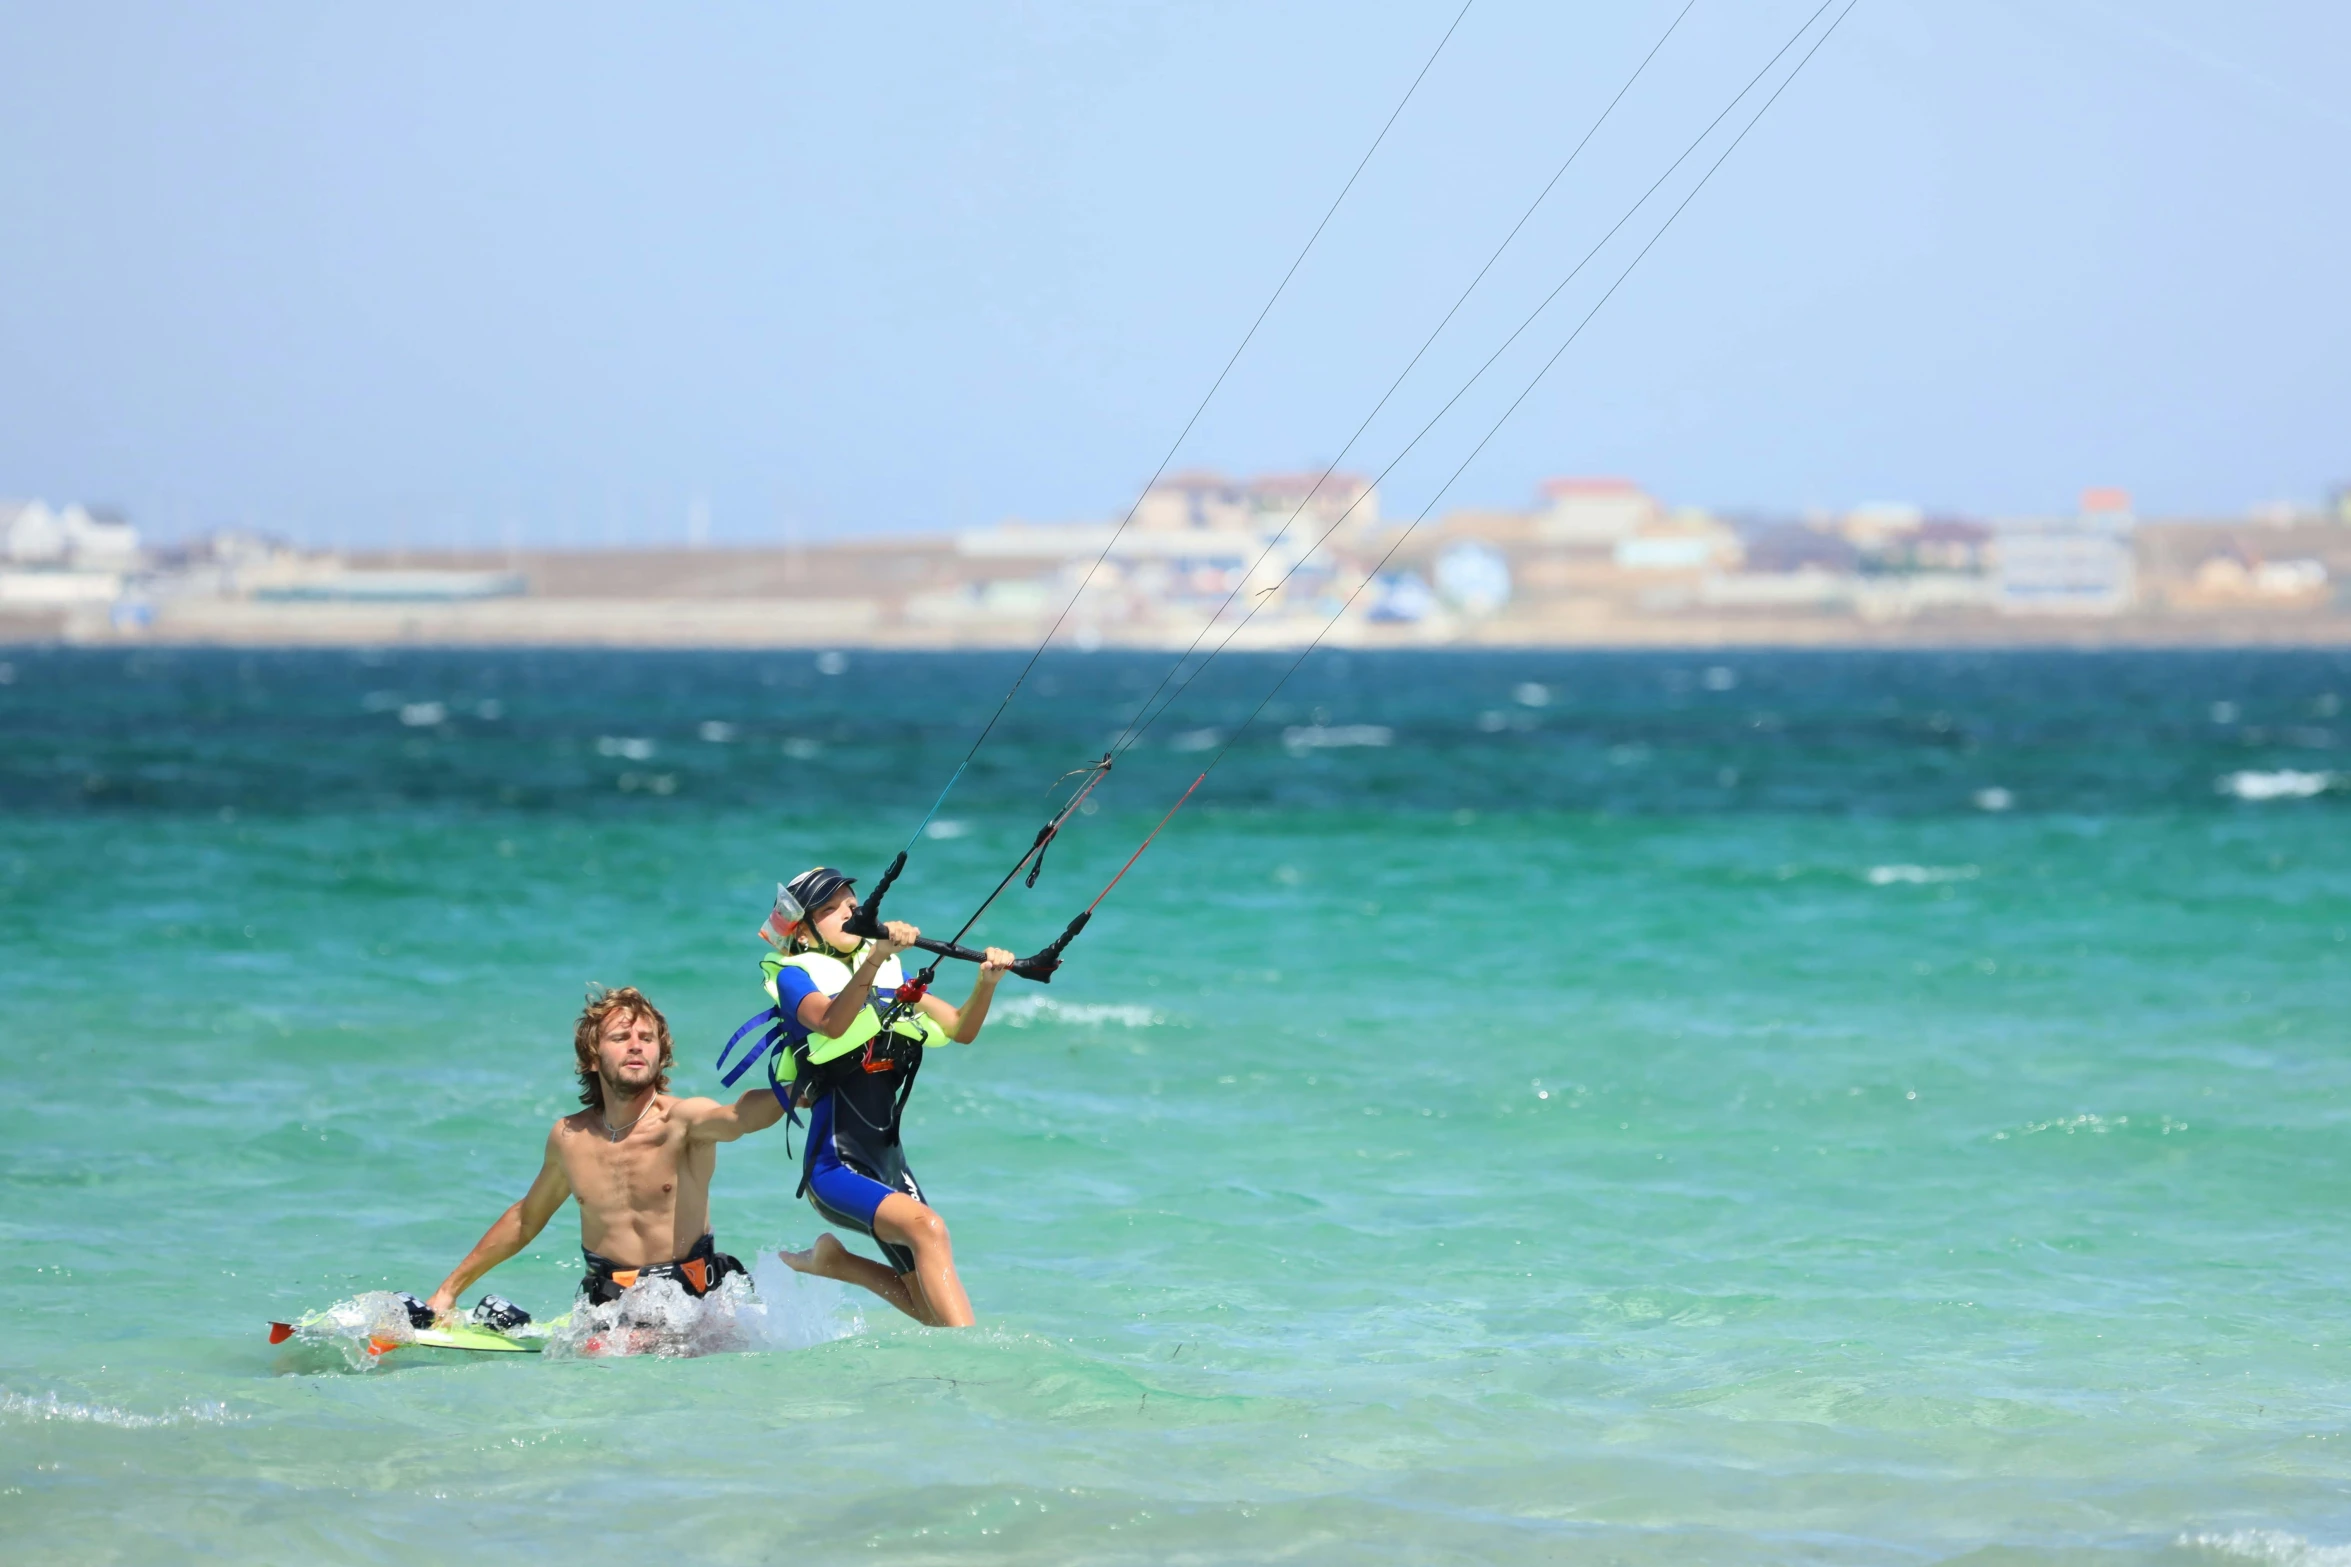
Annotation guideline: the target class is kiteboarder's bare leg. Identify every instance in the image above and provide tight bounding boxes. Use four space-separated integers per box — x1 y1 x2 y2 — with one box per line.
872 1192 975 1328
780 1233 925 1322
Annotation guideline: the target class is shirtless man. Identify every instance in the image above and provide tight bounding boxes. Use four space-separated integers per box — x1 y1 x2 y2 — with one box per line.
426 985 784 1320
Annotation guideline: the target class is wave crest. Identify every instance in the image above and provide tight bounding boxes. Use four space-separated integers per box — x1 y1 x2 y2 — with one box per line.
2 1390 235 1429
991 996 1164 1029
1866 864 1980 886
2218 770 2340 802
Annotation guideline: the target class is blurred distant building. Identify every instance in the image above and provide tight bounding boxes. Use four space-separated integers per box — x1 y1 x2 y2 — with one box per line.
932 470 1380 642
253 568 525 602
1132 469 1378 539
1994 526 2135 615
1536 477 1654 545
1367 570 1437 623
1613 508 1742 572
1432 541 1511 616
2135 510 2351 617
0 499 140 613
1838 502 1924 553
1903 518 1993 573
1738 520 1860 575
2077 487 2135 533
1 499 139 567
2182 553 2329 606
1702 507 1999 620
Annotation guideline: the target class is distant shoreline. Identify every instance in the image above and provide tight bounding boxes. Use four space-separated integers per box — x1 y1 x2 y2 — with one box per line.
7 507 2349 653
7 620 2349 654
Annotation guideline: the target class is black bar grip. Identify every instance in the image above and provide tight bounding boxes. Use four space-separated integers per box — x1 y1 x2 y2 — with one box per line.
842 851 905 940
871 911 1089 983
905 934 987 965
1010 909 1091 984
895 920 1078 983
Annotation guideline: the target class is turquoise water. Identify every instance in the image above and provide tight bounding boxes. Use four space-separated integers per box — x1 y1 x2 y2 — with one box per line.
5 647 2349 1564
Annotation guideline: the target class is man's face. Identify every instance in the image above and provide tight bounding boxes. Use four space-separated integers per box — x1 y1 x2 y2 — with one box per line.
597 1008 664 1094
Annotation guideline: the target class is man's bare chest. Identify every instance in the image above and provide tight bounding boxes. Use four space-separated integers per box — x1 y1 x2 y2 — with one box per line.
562 1129 694 1209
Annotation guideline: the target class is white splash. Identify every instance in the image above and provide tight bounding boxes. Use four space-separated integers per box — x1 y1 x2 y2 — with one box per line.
2 1391 235 1429
1866 864 1980 886
2186 1530 2351 1566
923 819 970 840
991 995 1164 1029
544 1257 861 1360
276 1290 443 1370
750 1251 865 1352
544 1275 754 1360
2218 770 2338 801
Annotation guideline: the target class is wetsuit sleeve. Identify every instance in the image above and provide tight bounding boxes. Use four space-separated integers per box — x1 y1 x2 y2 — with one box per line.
774 964 825 1024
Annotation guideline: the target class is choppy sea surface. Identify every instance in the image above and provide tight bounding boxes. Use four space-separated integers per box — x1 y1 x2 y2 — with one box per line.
4 645 2349 1565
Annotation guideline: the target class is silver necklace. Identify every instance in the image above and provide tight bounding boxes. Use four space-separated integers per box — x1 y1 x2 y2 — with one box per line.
598 1099 649 1143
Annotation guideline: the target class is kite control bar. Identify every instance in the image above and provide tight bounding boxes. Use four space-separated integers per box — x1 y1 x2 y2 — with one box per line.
843 852 1089 984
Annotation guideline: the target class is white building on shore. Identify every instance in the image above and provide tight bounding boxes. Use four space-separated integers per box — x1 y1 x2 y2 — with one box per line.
1992 489 2138 616
0 500 141 608
2 500 139 567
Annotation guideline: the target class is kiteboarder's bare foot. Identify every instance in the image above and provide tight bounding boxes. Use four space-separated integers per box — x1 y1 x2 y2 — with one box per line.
780 1233 855 1281
779 1235 928 1322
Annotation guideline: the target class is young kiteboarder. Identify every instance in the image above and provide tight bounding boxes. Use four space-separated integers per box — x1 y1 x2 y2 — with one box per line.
425 984 785 1322
759 866 1012 1328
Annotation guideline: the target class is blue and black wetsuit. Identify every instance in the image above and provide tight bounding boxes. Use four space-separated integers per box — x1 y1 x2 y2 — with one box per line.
774 964 931 1276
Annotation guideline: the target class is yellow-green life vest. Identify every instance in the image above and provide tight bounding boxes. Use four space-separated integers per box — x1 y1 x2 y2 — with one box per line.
761 945 951 1083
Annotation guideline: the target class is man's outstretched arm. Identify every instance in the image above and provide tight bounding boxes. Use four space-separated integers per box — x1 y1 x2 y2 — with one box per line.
677 1088 788 1145
426 1124 572 1319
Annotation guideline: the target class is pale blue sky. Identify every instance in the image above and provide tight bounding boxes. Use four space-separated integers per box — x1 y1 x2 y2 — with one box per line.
0 1 2343 547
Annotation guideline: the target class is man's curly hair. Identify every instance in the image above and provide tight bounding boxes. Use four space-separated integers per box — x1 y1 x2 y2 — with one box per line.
573 986 673 1110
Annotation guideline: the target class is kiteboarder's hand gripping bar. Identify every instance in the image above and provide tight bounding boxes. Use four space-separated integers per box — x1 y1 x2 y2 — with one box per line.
845 852 1088 983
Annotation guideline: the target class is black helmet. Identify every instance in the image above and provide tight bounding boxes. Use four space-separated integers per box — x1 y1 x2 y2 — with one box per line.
782 865 856 924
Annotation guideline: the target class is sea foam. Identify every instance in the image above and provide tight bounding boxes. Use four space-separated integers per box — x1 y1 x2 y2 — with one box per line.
2187 1531 2351 1566
2218 769 2340 801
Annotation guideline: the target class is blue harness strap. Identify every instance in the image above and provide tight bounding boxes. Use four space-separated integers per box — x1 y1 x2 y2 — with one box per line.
716 1008 786 1088
767 1048 805 1157
716 1007 807 1157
